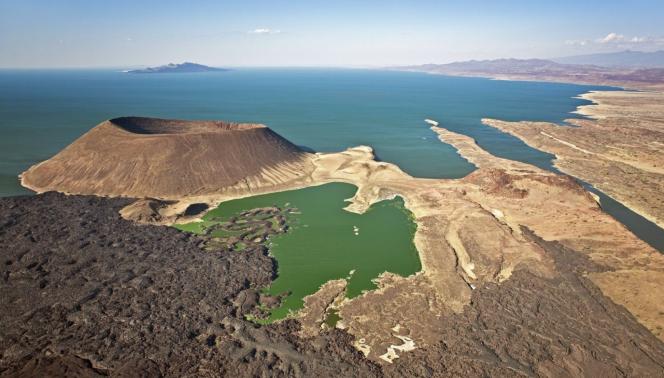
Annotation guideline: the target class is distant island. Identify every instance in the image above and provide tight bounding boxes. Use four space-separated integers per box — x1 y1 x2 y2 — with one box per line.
126 62 228 74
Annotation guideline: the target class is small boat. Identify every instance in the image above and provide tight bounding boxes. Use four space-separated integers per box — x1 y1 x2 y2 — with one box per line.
424 119 439 126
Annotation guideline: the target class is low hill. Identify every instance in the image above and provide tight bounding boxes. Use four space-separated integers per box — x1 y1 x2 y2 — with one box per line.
404 58 602 75
127 62 227 73
20 117 313 198
553 50 664 68
393 58 664 89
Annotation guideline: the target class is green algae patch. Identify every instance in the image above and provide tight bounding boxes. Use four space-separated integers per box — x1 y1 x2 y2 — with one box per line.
175 183 421 322
324 308 342 328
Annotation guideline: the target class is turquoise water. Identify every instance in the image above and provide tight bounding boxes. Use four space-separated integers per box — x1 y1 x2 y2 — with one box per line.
0 68 603 194
1 68 662 250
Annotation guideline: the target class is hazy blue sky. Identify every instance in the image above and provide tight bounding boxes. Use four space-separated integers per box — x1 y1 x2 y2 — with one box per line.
1 0 663 68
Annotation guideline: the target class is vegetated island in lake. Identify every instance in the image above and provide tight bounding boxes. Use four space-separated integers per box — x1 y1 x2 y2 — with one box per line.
5 111 664 376
126 62 228 74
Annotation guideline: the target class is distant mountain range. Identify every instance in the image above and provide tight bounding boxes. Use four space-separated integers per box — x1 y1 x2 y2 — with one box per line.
406 58 600 75
126 62 228 74
393 58 664 89
552 50 664 68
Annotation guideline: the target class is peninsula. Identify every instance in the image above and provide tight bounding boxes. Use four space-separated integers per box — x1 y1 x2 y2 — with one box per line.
484 90 664 230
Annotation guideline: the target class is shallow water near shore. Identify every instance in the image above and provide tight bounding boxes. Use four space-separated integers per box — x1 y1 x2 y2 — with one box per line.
176 182 421 321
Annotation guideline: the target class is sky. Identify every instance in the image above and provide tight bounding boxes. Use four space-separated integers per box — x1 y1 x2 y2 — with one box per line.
1 0 663 68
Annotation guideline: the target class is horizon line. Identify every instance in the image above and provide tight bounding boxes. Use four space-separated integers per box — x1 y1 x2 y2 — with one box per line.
1 48 662 70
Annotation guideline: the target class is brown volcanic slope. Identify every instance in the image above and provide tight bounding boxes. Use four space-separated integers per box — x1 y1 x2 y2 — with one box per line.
20 117 313 199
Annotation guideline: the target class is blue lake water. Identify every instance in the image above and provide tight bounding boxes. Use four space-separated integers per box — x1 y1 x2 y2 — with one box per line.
1 68 662 250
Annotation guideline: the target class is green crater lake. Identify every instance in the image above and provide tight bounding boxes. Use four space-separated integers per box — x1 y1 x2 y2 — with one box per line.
176 182 421 321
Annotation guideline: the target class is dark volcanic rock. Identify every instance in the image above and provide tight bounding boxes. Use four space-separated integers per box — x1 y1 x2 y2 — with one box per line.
385 229 664 377
2 193 663 377
0 193 378 377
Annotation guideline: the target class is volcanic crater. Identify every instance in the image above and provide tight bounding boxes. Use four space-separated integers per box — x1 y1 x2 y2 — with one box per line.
20 117 313 199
